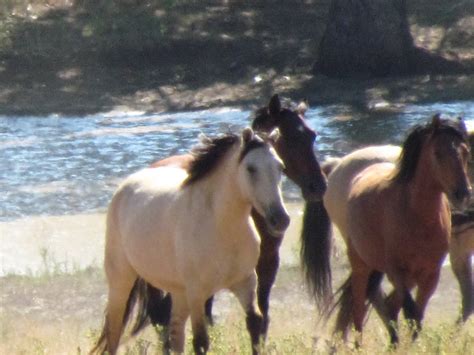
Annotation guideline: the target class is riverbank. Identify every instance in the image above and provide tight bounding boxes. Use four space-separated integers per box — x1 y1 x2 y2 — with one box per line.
0 202 305 277
0 1 472 116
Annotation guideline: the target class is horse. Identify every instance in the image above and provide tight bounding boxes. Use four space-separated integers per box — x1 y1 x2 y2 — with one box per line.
449 126 474 322
137 94 328 338
451 209 474 322
91 128 290 355
319 136 474 325
301 115 471 344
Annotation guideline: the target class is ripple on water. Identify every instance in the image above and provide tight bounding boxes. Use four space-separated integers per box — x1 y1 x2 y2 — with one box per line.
1 102 473 221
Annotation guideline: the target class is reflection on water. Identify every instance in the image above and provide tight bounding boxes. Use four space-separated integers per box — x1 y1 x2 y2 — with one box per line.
1 102 473 221
1 102 473 275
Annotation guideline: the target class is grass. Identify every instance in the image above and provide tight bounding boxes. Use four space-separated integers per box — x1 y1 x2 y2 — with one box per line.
0 258 472 354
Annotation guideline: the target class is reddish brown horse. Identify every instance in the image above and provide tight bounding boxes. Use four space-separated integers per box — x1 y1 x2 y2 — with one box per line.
131 94 327 339
302 115 471 344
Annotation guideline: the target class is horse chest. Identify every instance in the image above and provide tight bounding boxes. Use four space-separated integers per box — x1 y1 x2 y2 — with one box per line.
391 223 449 273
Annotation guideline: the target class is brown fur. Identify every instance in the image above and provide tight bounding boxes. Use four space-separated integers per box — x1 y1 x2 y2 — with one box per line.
306 116 471 345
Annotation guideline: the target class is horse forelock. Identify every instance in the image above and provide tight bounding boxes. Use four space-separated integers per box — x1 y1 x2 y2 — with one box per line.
182 134 239 186
239 135 268 162
393 117 469 183
251 106 275 132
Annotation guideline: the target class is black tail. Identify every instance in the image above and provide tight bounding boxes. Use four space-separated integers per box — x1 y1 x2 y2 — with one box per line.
327 271 384 335
129 279 172 335
300 200 333 309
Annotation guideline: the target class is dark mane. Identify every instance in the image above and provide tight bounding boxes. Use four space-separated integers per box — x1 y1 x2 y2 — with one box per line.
182 132 267 186
392 116 468 183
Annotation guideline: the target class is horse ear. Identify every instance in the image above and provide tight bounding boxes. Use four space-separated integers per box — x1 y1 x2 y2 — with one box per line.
431 113 441 129
269 94 281 117
198 132 212 145
268 128 280 144
457 116 468 134
242 127 254 144
296 98 309 117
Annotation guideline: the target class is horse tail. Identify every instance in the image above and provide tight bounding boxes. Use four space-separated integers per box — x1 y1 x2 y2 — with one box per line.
300 200 332 309
332 275 353 336
327 271 383 336
130 280 172 335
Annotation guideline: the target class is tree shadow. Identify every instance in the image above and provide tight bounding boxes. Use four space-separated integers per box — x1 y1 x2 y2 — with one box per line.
0 0 472 116
0 1 331 116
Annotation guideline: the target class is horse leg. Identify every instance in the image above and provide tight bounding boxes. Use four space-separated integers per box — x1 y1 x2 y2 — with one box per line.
184 289 212 355
254 211 283 337
383 284 408 345
450 242 473 322
97 253 137 354
347 247 372 345
168 292 190 353
412 270 441 340
369 287 400 344
350 271 370 346
230 273 263 355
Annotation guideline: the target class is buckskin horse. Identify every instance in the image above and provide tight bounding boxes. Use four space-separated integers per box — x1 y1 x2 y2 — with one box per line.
135 94 328 339
91 128 290 354
301 115 471 344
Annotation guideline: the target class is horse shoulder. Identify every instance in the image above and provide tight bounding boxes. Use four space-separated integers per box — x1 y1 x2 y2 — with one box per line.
115 168 187 258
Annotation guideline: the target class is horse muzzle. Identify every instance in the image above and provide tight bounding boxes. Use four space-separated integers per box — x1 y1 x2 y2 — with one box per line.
265 204 290 236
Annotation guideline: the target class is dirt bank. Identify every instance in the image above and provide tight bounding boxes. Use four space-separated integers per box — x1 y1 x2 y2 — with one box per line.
0 1 473 116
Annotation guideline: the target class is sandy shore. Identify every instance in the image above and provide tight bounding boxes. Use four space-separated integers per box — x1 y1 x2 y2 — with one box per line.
0 202 306 276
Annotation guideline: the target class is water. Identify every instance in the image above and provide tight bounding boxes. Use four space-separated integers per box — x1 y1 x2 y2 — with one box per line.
1 102 473 275
1 102 474 221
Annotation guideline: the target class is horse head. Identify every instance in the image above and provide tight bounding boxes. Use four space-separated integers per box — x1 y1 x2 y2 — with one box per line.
429 115 472 210
252 94 327 202
396 114 472 210
238 127 290 235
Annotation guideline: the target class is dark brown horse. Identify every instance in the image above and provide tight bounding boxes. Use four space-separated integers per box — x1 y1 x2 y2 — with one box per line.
129 94 328 341
302 116 471 344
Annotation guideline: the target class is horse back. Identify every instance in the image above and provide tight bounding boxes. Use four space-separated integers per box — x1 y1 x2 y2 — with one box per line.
324 145 400 239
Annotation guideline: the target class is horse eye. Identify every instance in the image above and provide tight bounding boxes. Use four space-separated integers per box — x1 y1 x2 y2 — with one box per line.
247 165 257 174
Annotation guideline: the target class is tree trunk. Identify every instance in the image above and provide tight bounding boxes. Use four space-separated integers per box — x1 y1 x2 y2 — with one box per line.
314 0 464 77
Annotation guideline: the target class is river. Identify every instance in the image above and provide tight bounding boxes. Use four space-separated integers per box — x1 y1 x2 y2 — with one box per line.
1 101 473 275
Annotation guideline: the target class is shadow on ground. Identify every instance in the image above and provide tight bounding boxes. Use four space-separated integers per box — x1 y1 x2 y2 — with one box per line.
0 0 472 116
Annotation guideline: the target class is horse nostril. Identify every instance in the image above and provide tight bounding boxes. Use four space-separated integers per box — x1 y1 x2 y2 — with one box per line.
268 208 290 234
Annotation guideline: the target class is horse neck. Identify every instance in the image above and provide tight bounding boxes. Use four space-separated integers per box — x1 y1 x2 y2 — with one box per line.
404 148 447 221
200 147 253 226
